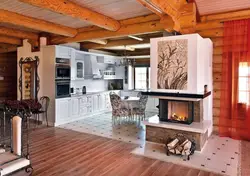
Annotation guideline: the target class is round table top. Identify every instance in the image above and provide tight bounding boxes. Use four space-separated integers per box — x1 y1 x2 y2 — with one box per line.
121 97 140 102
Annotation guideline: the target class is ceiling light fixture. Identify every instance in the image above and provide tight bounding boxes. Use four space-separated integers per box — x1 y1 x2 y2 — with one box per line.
128 35 144 41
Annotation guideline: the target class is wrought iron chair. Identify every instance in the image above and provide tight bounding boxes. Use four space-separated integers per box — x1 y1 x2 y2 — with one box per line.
109 92 131 125
33 96 50 127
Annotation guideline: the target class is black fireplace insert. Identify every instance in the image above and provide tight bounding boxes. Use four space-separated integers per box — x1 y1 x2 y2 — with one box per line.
158 99 194 125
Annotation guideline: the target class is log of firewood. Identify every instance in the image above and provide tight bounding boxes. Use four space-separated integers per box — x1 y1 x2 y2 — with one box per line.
167 138 179 148
181 141 192 156
175 147 181 154
176 139 189 152
169 149 175 153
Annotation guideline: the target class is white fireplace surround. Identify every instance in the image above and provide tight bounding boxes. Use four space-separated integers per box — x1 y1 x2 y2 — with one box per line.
145 34 213 138
150 34 213 94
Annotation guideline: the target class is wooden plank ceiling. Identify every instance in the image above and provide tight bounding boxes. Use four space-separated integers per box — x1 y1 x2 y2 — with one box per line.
0 0 250 54
195 0 250 15
0 0 152 29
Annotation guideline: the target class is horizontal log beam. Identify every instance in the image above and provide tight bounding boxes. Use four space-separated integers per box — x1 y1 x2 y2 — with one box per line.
201 9 250 22
19 0 120 31
51 20 165 44
81 38 150 49
0 10 77 37
77 14 161 33
0 46 17 53
198 28 223 38
196 21 223 31
0 27 38 41
0 35 22 45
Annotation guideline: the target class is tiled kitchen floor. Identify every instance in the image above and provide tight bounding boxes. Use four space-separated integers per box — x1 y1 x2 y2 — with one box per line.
59 112 240 176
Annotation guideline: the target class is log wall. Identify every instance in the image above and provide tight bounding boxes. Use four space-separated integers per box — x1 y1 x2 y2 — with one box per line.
0 52 17 100
206 32 223 133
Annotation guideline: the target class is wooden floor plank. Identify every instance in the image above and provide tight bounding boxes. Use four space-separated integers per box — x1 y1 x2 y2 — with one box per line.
17 127 223 176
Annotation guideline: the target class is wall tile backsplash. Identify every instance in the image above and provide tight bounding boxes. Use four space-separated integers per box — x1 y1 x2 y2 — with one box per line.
71 79 108 93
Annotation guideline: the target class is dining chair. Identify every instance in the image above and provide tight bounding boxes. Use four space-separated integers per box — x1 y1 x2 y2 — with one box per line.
109 92 130 125
133 93 148 122
33 96 50 127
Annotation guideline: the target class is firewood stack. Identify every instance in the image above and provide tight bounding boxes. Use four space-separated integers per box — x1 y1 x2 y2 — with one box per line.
165 134 195 160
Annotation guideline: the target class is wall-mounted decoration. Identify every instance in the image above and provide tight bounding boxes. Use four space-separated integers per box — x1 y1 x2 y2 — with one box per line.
157 39 188 90
19 56 40 100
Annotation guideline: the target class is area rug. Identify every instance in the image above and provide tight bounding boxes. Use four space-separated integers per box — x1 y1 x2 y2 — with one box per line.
240 140 250 176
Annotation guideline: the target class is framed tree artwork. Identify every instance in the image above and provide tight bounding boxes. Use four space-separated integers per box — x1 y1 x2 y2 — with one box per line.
157 39 188 90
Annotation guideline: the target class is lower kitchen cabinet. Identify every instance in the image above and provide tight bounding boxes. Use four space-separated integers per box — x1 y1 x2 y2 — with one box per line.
56 98 71 122
71 97 80 117
55 91 120 126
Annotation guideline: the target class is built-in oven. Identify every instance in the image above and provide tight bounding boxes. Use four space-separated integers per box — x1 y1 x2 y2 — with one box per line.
55 80 70 98
55 58 71 79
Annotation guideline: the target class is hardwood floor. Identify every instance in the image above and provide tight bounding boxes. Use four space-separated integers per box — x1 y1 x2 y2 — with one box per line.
24 127 222 176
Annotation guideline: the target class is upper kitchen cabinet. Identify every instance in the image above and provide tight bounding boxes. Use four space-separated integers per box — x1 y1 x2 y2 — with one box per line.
55 46 72 59
97 56 116 64
74 50 86 80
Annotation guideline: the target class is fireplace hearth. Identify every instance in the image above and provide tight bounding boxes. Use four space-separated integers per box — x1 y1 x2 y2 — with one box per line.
159 99 194 125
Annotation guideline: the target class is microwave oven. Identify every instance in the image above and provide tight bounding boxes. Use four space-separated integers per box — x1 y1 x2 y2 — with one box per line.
55 65 70 79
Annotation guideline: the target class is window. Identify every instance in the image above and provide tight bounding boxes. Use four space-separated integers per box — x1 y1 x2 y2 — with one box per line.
134 67 150 90
238 62 249 104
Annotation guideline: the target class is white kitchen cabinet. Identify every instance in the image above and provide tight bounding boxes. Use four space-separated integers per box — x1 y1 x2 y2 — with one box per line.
97 56 116 64
56 98 71 121
98 94 106 111
92 94 106 112
92 94 99 113
115 66 124 79
71 98 79 117
55 46 72 59
70 49 76 80
104 57 115 64
55 91 119 126
104 93 112 110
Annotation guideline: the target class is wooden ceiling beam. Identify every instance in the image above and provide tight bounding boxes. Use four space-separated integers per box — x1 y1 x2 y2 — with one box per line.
141 0 196 32
200 9 250 22
81 38 150 49
0 45 17 53
0 35 22 45
51 20 165 44
136 1 175 32
19 0 120 31
0 10 77 37
77 14 161 33
198 28 223 38
0 26 39 41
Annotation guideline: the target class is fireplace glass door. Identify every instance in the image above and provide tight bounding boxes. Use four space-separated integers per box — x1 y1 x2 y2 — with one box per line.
159 100 194 124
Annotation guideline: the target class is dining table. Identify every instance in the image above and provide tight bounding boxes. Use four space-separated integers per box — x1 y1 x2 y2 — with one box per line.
121 96 140 111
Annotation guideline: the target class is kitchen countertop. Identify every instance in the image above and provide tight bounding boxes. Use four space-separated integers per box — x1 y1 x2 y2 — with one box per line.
56 89 147 99
56 90 121 99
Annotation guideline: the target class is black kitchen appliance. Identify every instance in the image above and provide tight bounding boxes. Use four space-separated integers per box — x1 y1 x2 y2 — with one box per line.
55 80 71 98
55 58 71 79
82 86 86 94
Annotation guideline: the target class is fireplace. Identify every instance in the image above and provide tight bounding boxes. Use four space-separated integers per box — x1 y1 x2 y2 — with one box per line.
159 99 194 125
